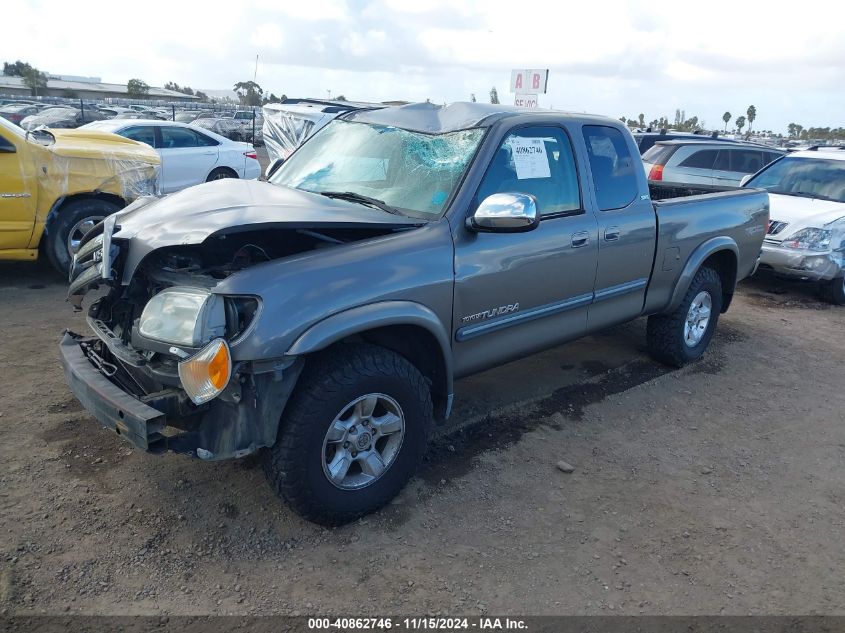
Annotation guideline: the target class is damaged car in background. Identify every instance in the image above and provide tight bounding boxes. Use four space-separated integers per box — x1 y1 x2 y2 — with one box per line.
61 102 768 525
743 147 845 304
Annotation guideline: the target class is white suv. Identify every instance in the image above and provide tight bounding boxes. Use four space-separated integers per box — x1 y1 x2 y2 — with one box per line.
744 147 845 304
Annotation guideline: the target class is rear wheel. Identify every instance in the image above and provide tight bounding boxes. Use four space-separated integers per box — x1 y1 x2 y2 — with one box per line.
262 345 432 526
45 198 121 274
820 277 845 305
206 167 237 182
647 266 723 368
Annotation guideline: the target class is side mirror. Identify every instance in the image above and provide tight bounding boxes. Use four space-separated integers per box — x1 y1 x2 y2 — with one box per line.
467 192 539 233
739 174 752 187
265 157 285 179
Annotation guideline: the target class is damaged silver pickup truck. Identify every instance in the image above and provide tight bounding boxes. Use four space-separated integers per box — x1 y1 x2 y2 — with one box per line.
61 102 769 525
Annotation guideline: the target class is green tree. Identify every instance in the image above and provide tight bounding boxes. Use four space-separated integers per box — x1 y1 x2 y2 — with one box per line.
489 87 499 104
22 67 48 96
234 80 263 106
5 61 49 96
335 95 347 101
746 105 756 133
127 78 150 98
638 113 645 127
470 93 476 103
722 111 731 132
735 115 746 134
195 90 209 102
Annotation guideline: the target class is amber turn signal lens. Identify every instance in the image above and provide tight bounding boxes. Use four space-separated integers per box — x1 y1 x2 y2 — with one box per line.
178 339 231 405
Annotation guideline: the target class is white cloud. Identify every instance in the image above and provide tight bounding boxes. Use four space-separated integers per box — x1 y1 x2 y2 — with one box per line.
2 0 844 132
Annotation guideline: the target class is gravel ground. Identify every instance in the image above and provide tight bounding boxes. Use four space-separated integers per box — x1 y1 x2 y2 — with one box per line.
0 260 843 616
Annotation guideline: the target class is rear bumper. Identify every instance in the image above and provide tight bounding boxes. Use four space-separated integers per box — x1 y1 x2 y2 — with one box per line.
59 332 166 450
760 242 844 281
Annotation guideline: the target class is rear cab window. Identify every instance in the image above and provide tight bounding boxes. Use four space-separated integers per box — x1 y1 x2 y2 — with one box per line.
582 125 639 210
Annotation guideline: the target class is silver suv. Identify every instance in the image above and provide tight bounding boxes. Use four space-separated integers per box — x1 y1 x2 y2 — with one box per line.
643 140 784 186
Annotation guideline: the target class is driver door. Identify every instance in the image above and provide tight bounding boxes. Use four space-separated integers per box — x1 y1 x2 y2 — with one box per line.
452 125 599 377
0 128 36 252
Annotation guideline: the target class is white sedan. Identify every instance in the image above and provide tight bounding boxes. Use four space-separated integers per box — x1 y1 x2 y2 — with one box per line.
81 119 261 193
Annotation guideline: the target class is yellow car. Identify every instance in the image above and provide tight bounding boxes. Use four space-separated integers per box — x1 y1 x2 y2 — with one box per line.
0 116 160 273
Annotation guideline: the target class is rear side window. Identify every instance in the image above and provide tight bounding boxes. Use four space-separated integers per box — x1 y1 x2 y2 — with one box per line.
642 144 675 165
678 149 719 169
160 126 217 148
583 125 638 210
121 126 156 147
731 149 764 173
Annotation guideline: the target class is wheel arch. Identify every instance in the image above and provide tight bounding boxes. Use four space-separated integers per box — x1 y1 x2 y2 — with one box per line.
286 301 454 422
40 192 126 249
663 237 738 315
207 165 238 181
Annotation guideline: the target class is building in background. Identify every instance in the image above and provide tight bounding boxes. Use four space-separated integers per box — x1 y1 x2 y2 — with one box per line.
0 74 199 102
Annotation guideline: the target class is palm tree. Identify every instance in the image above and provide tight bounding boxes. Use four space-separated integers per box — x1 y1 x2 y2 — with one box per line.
722 111 731 132
735 115 746 134
746 105 756 133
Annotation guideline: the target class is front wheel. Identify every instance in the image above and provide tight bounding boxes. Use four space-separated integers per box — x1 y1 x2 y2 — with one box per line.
647 266 723 368
45 198 121 274
262 345 432 526
820 277 845 305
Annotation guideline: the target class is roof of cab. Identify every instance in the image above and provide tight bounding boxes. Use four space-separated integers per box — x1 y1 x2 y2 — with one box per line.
342 101 619 134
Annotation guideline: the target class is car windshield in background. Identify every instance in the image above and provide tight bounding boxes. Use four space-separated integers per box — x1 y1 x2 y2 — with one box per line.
270 120 485 218
746 156 845 203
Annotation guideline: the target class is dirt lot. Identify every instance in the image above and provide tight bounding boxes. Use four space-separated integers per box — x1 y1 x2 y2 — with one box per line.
0 261 843 616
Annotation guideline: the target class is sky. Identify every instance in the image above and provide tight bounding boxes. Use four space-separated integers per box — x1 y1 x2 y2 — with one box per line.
4 0 844 134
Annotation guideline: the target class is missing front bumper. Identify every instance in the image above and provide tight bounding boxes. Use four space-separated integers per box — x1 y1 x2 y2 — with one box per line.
59 332 304 460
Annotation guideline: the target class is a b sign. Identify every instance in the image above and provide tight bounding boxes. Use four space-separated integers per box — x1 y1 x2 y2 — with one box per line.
510 69 549 95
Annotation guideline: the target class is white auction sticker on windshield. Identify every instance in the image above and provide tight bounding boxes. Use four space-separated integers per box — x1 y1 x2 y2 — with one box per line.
511 138 551 179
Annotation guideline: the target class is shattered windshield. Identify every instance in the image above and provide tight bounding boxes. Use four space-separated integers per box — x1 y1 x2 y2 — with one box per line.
746 156 845 203
270 119 486 217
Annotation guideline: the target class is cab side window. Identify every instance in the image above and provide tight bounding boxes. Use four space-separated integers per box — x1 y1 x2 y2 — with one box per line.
475 126 581 217
582 125 638 211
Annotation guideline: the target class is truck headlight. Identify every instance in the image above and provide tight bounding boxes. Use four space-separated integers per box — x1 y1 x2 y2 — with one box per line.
782 228 832 252
178 338 231 404
138 287 225 347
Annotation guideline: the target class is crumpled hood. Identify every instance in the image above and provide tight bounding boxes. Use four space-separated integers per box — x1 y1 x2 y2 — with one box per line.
112 179 423 284
114 178 420 242
768 193 845 228
45 128 160 165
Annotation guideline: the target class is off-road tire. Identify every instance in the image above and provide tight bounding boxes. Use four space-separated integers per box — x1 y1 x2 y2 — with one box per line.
647 266 723 368
206 167 237 182
262 344 432 526
45 198 121 275
820 277 845 305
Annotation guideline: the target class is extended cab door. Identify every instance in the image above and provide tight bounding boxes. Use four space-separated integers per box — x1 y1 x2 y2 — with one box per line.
0 124 37 253
581 125 657 331
452 125 599 377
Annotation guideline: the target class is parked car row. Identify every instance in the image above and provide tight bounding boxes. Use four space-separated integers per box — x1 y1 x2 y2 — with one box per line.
81 119 261 193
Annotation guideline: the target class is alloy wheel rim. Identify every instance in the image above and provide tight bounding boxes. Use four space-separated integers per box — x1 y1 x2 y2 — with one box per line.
321 393 406 490
67 216 104 256
684 290 712 348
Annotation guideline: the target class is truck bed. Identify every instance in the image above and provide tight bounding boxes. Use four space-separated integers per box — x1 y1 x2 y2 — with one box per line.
649 181 739 201
642 183 769 315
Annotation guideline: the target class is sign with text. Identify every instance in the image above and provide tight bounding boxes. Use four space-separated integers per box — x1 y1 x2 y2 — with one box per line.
510 69 549 94
514 93 539 108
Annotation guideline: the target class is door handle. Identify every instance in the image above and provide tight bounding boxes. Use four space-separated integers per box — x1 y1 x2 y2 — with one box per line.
604 226 621 241
571 231 590 248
